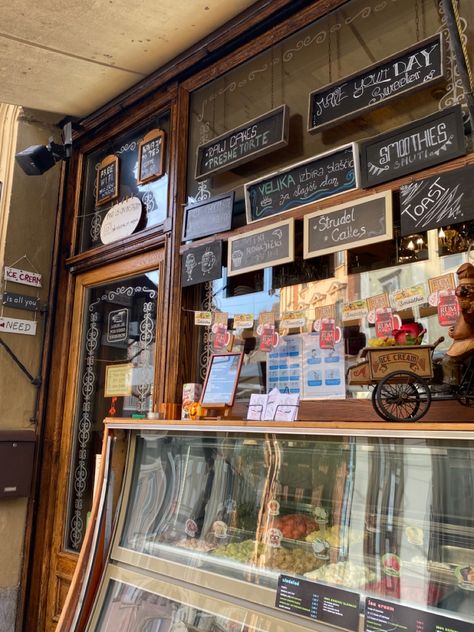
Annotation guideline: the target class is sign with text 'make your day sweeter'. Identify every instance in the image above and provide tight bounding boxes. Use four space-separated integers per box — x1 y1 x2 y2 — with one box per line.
308 33 445 133
399 164 474 236
245 143 359 223
100 197 142 244
195 105 289 180
360 105 466 188
304 191 392 258
228 218 294 276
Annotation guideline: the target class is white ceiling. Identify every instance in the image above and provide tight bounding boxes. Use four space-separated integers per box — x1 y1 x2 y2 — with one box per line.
0 0 257 119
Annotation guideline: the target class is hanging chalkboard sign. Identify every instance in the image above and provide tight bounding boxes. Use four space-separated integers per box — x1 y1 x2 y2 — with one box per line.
245 143 359 223
182 192 234 241
195 105 289 181
304 191 392 258
181 241 223 287
138 128 165 184
400 164 474 236
308 34 445 134
96 154 119 206
228 218 294 276
360 106 466 188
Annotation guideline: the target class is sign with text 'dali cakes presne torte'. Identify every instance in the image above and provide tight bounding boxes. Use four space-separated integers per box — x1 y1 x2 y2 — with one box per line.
244 143 359 223
308 33 445 134
195 105 289 181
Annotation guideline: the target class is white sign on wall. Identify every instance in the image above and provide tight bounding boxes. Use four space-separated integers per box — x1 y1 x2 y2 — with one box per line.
100 197 142 244
0 316 37 336
4 266 42 287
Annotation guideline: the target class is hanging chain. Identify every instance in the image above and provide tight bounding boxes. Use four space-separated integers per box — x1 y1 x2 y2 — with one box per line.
271 47 274 110
415 0 420 41
328 22 332 83
452 0 474 90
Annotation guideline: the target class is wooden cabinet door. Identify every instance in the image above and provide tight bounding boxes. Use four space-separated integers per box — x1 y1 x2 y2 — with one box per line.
44 250 165 630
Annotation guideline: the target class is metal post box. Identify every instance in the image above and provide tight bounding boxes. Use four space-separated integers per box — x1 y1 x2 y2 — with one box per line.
0 430 35 498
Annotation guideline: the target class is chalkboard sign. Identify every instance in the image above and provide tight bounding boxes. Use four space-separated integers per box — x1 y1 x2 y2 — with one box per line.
195 105 289 180
360 106 465 188
365 596 472 632
181 241 223 287
96 154 119 206
2 292 40 312
245 143 359 223
138 128 165 184
228 218 294 276
308 34 445 134
182 192 234 241
304 191 392 258
276 575 360 632
201 352 244 407
400 164 474 236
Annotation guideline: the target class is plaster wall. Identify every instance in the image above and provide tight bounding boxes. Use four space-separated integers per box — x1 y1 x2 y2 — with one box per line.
0 105 61 630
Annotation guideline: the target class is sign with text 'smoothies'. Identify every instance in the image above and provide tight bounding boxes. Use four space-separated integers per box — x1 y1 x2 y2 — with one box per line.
360 105 466 188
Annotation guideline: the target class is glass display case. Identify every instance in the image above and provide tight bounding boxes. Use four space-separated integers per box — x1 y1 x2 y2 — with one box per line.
84 425 474 631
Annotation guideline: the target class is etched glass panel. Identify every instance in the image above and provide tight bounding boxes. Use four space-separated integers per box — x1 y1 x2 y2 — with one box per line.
65 270 159 551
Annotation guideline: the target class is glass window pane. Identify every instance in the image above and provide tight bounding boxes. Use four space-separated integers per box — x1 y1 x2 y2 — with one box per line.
77 113 169 253
65 270 159 552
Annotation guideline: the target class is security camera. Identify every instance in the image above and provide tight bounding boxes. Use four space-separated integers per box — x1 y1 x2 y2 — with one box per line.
15 122 73 176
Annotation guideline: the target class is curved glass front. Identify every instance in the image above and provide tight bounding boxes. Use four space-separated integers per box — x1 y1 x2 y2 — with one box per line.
115 431 474 624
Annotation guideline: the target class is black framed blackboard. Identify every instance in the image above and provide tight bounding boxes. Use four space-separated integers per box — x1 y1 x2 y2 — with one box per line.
182 192 234 241
365 596 472 632
227 218 294 276
244 143 359 223
138 128 165 183
360 106 466 188
195 105 289 180
400 164 474 236
276 575 360 632
181 241 223 287
308 34 445 134
96 154 119 206
200 352 244 407
304 191 392 258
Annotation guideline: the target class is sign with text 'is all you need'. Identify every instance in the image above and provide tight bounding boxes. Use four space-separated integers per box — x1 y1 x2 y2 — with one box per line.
304 191 392 258
308 33 445 133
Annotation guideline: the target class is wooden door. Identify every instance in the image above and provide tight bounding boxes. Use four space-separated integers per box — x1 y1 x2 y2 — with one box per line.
44 249 165 631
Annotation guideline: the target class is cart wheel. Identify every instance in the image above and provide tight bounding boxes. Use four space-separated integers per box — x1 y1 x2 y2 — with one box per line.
371 384 384 419
375 371 431 422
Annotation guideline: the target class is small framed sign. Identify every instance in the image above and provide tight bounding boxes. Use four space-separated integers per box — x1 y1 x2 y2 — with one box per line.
200 352 244 408
138 128 166 184
96 154 119 206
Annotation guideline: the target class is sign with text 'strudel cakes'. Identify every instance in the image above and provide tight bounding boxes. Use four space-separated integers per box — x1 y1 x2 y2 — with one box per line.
308 33 445 134
360 105 466 188
195 105 289 181
304 191 392 258
228 218 294 276
181 241 223 287
244 143 359 223
400 164 474 236
182 192 234 241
